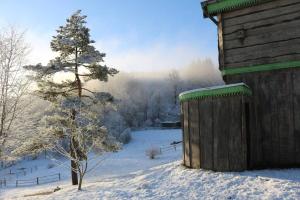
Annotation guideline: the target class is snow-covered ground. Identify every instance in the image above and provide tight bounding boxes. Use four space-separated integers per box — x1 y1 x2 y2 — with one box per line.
1 129 300 200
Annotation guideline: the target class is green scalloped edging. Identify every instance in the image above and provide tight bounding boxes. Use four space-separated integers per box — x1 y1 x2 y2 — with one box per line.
179 83 252 102
222 60 300 76
202 0 272 16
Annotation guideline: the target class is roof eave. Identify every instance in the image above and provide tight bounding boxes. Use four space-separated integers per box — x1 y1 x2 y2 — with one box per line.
179 83 252 102
201 0 273 18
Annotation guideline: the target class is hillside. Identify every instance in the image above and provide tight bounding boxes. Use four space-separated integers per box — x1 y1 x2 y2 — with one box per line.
1 129 300 200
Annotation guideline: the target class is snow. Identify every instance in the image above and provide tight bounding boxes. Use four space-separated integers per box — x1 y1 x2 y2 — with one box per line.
1 129 300 200
179 83 245 97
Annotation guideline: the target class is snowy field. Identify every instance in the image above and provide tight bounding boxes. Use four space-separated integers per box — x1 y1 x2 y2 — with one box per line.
1 129 300 200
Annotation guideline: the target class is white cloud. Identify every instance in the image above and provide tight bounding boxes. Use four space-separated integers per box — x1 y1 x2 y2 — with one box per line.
26 31 56 65
96 39 209 72
0 25 55 65
25 31 216 73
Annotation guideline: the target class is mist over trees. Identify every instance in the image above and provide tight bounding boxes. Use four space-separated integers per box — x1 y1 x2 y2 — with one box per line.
0 27 223 164
92 58 223 127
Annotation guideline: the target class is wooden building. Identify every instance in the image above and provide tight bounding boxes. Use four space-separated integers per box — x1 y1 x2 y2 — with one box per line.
180 83 251 171
180 0 300 171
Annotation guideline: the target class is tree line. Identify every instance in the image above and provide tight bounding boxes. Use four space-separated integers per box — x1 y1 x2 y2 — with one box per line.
0 10 223 190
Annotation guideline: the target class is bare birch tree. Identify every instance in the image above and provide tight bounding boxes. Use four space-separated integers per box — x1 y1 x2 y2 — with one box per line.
0 27 30 160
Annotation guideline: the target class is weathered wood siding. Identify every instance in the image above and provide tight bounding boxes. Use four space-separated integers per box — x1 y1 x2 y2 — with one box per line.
182 96 248 171
220 0 300 68
199 99 214 169
189 100 200 168
183 101 190 167
225 68 300 168
217 0 300 169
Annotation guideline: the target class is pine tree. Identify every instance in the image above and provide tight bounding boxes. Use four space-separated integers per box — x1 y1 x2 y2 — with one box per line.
24 10 118 185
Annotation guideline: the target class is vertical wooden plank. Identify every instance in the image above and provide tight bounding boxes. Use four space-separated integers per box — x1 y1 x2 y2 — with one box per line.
246 73 263 168
228 97 244 171
293 69 300 165
181 103 185 164
213 98 230 171
242 97 250 170
277 71 294 166
189 100 200 168
199 99 213 169
270 107 279 166
268 72 290 167
258 72 274 167
218 14 225 72
183 101 190 167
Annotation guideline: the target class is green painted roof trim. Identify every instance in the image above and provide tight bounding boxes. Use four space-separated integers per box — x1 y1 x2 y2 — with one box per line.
222 60 300 76
202 0 272 16
179 83 252 102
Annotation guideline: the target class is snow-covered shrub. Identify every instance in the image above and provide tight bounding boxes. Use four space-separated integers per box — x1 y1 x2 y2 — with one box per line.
146 147 160 159
54 186 61 192
143 119 153 127
47 163 55 169
119 128 131 144
103 110 127 139
154 118 161 127
90 101 130 144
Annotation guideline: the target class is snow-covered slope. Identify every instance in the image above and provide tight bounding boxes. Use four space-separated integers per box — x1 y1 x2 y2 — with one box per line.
1 129 300 200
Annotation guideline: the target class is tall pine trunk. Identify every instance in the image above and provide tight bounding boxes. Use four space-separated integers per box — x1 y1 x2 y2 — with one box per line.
70 47 81 186
78 173 83 190
70 143 78 185
70 109 78 185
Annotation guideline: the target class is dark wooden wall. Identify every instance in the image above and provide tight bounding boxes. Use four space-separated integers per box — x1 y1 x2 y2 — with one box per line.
225 69 300 168
216 0 300 169
182 96 248 171
219 0 300 69
184 0 300 171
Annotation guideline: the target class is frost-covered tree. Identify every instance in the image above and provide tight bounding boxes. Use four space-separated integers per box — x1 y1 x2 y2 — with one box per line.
93 102 129 143
24 10 118 185
150 91 162 121
4 97 49 162
13 99 120 190
167 69 180 106
94 58 222 127
0 27 30 160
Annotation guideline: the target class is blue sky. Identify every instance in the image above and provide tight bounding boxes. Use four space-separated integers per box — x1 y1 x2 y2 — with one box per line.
0 0 217 72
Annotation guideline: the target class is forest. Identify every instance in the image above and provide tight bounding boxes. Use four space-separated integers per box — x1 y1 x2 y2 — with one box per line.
0 10 222 191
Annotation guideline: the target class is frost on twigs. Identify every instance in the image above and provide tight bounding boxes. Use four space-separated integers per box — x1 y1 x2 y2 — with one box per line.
0 27 31 161
146 146 160 159
94 92 114 104
119 128 131 144
12 98 121 190
43 102 121 190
